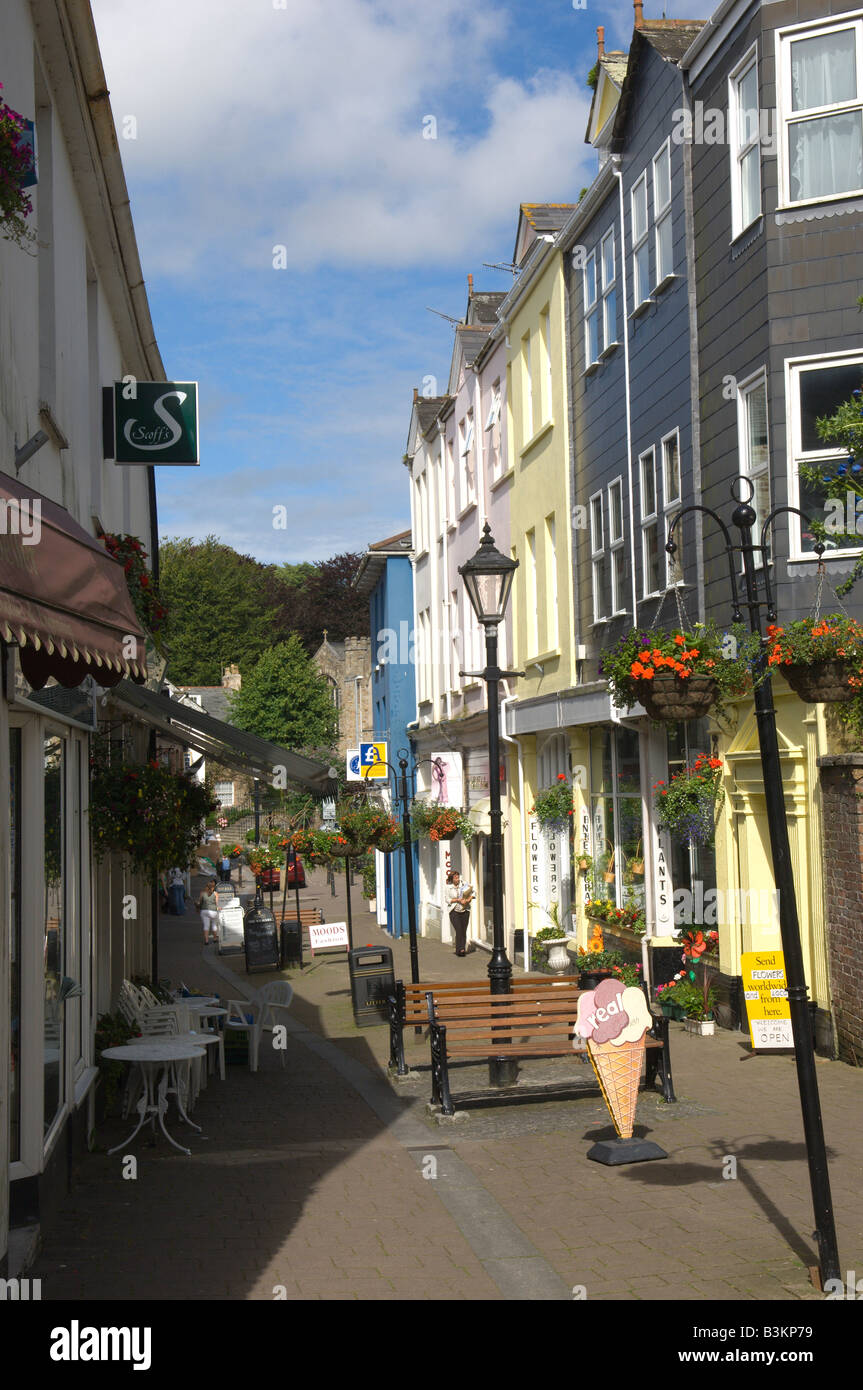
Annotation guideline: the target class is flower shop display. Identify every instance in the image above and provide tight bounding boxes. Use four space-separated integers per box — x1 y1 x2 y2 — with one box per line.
766 615 863 704
89 755 216 875
410 800 474 843
531 773 574 829
653 755 724 847
336 802 401 855
100 532 167 646
601 621 758 721
585 899 646 937
0 84 35 250
575 947 625 988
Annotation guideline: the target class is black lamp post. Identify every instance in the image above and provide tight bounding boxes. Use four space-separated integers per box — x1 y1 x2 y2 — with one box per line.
667 477 840 1287
459 523 521 1086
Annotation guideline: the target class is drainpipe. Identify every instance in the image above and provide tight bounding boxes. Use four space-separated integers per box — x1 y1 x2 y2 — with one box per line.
439 422 452 722
501 687 529 972
613 161 638 630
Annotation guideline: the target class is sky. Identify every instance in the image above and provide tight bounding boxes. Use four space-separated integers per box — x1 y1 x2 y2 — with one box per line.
91 0 716 566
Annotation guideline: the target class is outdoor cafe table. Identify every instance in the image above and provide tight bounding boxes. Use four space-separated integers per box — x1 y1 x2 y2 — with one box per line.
101 1041 206 1156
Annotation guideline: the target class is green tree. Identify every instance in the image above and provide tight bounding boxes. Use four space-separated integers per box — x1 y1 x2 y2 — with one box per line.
228 636 339 750
159 536 284 685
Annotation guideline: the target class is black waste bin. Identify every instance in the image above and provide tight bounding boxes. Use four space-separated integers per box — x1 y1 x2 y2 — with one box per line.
348 946 396 1028
280 919 303 968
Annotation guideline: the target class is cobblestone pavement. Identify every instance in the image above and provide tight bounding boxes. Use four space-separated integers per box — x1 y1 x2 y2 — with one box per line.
31 866 863 1301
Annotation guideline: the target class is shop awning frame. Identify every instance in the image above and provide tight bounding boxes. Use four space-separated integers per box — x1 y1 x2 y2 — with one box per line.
107 680 338 794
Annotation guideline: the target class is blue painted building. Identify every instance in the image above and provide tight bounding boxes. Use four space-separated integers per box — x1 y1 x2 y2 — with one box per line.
354 531 418 938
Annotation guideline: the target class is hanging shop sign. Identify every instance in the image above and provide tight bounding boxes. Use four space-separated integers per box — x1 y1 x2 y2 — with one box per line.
741 950 792 1049
358 742 387 779
429 750 463 807
113 381 199 465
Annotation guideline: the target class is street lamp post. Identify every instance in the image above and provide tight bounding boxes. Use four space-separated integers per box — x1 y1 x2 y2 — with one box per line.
459 523 521 1087
667 477 840 1287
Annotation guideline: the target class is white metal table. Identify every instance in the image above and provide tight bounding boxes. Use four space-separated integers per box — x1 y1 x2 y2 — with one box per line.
101 1041 206 1156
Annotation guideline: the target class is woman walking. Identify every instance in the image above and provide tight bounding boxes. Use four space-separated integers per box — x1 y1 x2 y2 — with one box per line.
446 869 473 957
197 879 220 944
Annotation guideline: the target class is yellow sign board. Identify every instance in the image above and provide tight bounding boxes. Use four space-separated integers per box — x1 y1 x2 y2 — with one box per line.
740 950 792 1049
359 742 387 779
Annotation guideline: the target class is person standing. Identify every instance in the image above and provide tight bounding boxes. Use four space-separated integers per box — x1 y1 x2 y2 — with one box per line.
219 852 232 885
167 866 186 916
197 879 220 944
446 869 473 957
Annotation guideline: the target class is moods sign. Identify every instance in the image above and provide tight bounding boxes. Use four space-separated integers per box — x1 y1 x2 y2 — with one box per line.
114 381 199 464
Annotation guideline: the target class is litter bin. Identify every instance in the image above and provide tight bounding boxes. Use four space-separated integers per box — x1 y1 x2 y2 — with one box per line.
348 946 396 1028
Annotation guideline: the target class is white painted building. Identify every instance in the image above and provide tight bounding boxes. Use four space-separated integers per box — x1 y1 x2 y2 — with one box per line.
0 0 165 1273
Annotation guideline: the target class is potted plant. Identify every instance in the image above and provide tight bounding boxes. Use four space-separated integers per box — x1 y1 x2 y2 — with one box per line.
629 842 644 876
576 852 593 874
361 855 377 912
410 800 474 843
765 614 863 704
531 774 574 831
529 903 572 972
601 621 758 722
655 977 688 1021
653 755 724 847
0 85 36 251
94 1010 140 1118
575 947 626 990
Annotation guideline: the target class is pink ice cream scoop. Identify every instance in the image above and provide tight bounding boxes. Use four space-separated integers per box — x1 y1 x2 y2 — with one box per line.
576 978 628 1043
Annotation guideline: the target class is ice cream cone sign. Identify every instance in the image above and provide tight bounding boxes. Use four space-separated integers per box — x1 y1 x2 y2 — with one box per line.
575 981 653 1139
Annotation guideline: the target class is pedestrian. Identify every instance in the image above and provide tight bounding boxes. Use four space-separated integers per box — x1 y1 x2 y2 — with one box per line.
446 869 474 957
219 852 232 885
197 879 220 944
167 866 186 916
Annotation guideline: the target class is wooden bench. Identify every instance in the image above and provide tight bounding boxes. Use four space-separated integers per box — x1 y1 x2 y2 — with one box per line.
388 976 583 1075
388 975 675 1105
425 990 670 1117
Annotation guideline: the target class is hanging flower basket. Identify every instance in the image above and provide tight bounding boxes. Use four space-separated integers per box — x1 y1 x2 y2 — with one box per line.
88 754 216 876
766 616 863 705
410 801 475 843
654 755 724 847
600 621 759 722
531 774 574 831
782 662 856 703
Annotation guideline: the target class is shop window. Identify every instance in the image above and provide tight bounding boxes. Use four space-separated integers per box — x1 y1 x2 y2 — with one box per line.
43 733 65 1137
588 727 644 912
666 723 717 925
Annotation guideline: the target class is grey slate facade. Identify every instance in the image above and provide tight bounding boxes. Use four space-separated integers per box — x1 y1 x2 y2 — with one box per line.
684 0 863 626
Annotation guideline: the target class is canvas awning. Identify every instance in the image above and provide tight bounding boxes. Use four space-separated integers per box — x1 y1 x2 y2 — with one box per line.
0 471 147 688
106 680 337 794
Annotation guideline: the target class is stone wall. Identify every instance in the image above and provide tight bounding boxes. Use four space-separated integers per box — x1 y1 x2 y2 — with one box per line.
817 755 863 1064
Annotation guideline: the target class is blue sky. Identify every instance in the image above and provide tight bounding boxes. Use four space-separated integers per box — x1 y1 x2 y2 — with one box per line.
91 0 715 565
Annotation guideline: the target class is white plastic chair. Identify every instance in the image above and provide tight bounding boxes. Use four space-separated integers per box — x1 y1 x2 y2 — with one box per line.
225 982 293 1072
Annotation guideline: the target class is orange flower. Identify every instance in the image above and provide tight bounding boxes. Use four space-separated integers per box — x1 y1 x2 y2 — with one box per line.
631 662 645 677
674 634 686 646
641 667 654 680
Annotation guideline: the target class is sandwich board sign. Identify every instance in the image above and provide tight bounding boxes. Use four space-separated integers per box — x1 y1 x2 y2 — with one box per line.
308 921 350 956
114 381 199 464
741 950 792 1049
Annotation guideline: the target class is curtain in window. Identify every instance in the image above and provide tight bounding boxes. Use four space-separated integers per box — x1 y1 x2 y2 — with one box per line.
789 30 862 200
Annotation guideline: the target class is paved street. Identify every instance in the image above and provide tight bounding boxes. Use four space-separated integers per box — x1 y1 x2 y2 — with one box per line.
33 865 863 1301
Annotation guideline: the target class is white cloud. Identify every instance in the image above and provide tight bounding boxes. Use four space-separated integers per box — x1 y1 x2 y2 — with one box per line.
92 0 593 274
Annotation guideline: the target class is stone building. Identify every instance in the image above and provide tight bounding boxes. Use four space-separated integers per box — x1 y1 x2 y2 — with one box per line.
312 634 373 765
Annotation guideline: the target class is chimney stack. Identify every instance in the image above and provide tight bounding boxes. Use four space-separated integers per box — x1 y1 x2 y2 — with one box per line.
413 387 419 403
467 272 474 297
597 26 605 60
633 0 644 28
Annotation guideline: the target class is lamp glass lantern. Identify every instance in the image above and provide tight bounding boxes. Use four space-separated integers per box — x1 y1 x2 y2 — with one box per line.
458 523 518 627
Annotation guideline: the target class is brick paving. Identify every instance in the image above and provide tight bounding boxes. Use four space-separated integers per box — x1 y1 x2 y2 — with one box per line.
31 864 863 1301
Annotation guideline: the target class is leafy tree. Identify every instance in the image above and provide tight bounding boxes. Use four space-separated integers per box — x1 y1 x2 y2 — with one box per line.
285 552 370 652
159 536 284 685
228 636 339 751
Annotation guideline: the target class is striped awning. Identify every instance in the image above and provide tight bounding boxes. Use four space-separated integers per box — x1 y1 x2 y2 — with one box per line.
0 471 148 688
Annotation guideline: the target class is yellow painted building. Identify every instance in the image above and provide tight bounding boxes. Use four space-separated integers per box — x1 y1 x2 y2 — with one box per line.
496 206 581 953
